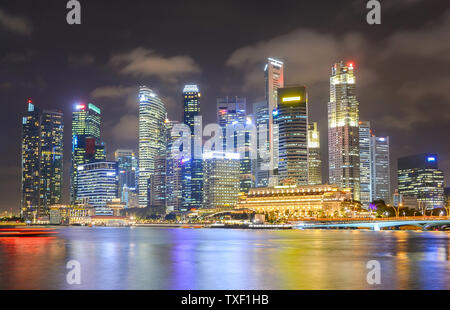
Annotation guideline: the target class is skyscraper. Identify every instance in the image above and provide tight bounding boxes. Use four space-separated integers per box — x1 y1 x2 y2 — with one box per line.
202 152 240 209
182 85 203 209
138 86 166 208
165 119 183 212
359 121 372 206
71 103 103 204
77 161 118 208
217 97 252 193
308 122 322 185
398 153 444 209
328 61 360 201
253 101 270 188
265 58 284 186
275 86 308 185
21 100 64 219
114 149 137 200
371 136 390 202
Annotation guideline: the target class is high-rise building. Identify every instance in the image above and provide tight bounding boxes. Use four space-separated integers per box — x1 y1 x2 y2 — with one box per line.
202 152 240 209
308 122 322 185
371 136 390 202
217 97 252 193
275 86 308 186
398 153 445 209
265 58 284 186
328 61 360 201
138 86 166 208
182 85 203 209
359 121 372 206
114 149 137 199
253 101 270 188
77 161 118 208
165 119 183 212
149 154 166 216
71 103 104 204
21 100 64 219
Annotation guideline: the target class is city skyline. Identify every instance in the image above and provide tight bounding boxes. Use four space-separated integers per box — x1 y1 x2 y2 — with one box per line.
1 0 450 211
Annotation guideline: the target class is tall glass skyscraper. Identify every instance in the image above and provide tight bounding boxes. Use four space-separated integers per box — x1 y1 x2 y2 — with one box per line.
182 85 203 209
22 100 63 219
165 119 183 212
328 61 360 201
308 122 322 185
71 103 104 204
138 86 166 208
398 154 445 209
265 58 284 186
275 86 308 185
114 149 137 199
359 121 372 206
217 97 252 193
253 101 270 188
371 136 391 202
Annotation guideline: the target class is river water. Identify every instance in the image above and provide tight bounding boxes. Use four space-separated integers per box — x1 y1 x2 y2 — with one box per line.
0 227 448 290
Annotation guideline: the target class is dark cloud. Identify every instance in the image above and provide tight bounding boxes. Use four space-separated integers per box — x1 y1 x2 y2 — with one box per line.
68 53 96 66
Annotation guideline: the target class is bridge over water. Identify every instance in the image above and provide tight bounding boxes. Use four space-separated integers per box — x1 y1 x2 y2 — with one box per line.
295 217 450 231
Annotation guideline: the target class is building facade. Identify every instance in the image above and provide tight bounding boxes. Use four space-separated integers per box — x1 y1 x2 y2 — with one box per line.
308 122 322 185
182 85 203 209
253 101 270 188
71 103 104 204
328 61 360 201
114 149 137 200
398 154 445 209
21 100 64 219
359 121 372 206
275 86 309 186
371 136 390 202
203 152 240 209
77 161 118 208
165 119 184 212
138 86 166 208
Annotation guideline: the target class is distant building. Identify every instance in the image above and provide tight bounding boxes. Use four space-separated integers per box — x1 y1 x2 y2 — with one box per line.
253 101 270 188
149 154 166 216
165 119 183 212
203 152 240 209
217 96 252 193
328 61 360 201
359 121 372 206
182 85 203 209
398 154 445 209
238 185 353 217
308 122 322 185
114 149 137 199
138 86 166 208
21 100 64 219
371 136 390 202
71 103 104 204
77 161 118 208
265 58 285 186
275 86 308 186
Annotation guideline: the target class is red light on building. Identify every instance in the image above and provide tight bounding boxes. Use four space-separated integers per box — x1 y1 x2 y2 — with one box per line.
348 62 354 68
28 99 33 104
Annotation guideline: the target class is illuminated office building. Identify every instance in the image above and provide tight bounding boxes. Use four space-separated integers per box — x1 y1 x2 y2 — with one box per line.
275 86 308 186
359 121 372 206
265 58 284 186
398 154 445 209
253 101 270 188
114 149 137 199
203 152 240 209
77 161 118 208
138 86 166 208
165 120 183 212
328 61 360 201
149 154 166 215
21 100 64 219
217 97 252 193
371 136 390 202
71 103 104 204
308 122 322 185
182 85 203 209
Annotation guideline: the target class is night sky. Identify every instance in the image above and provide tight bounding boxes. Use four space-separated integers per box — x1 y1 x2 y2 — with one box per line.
1 0 449 212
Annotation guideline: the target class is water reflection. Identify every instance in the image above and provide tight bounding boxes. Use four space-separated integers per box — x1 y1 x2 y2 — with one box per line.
0 228 448 290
